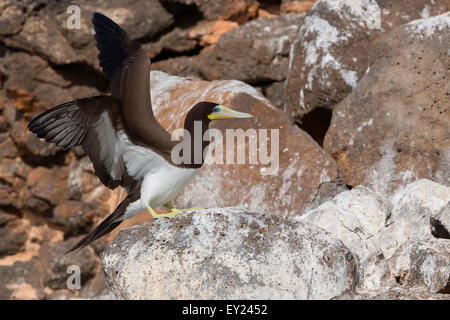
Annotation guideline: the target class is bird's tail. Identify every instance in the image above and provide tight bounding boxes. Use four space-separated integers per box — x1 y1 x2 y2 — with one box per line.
65 191 135 254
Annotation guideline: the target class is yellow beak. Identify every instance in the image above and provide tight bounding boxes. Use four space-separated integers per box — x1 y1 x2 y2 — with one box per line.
207 105 253 120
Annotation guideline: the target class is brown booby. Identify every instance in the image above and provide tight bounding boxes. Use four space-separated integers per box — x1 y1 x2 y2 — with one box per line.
28 12 252 253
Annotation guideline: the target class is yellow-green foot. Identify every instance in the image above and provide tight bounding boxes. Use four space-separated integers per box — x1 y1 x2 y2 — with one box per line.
164 203 205 211
146 205 181 219
162 204 206 217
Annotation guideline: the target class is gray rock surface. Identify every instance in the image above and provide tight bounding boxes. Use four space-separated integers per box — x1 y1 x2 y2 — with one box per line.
300 186 391 291
389 240 449 293
102 208 358 299
377 179 450 260
301 179 450 295
101 180 449 300
324 12 450 191
284 0 449 120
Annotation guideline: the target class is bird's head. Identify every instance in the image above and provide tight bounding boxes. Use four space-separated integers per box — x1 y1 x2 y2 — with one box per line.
186 102 253 124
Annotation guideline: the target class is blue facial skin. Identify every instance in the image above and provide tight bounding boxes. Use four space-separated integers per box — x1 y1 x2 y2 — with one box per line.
213 106 221 114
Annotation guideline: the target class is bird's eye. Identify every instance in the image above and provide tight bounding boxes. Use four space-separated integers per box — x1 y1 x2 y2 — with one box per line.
213 106 221 113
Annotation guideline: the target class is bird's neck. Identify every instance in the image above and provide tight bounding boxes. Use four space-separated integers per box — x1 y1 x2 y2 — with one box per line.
181 117 211 168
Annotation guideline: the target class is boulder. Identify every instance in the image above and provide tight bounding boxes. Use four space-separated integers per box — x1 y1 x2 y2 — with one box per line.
77 0 174 41
0 2 27 36
0 133 18 159
0 222 108 299
1 0 174 71
300 186 390 290
281 1 316 14
200 14 304 83
0 259 46 300
161 0 259 22
5 15 79 65
152 14 304 109
151 54 206 79
431 204 450 239
146 20 238 60
0 214 28 257
284 0 449 120
0 52 102 108
338 284 450 300
150 71 341 216
389 240 449 293
324 13 450 190
102 208 358 299
26 167 68 207
39 239 102 292
301 179 450 294
376 179 450 259
51 200 98 235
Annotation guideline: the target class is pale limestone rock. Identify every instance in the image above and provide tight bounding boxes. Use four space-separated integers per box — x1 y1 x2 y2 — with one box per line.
101 208 357 299
377 179 450 260
300 186 390 290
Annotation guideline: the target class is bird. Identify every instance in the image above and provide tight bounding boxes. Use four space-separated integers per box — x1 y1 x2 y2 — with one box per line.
27 12 253 253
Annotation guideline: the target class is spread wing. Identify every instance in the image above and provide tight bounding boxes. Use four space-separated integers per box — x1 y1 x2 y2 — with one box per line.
28 96 167 190
28 96 122 189
29 13 177 191
93 12 174 153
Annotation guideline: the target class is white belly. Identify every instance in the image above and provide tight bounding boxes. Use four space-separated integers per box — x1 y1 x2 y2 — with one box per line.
140 164 199 209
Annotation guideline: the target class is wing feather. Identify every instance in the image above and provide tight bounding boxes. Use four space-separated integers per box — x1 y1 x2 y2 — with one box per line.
29 13 175 193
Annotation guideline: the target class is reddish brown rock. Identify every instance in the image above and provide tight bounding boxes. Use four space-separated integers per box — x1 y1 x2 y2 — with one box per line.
151 71 341 215
27 167 68 206
0 259 46 300
151 55 206 78
188 20 239 46
0 218 108 299
5 15 79 65
0 187 13 207
200 13 304 83
2 90 61 158
284 0 449 120
39 239 101 291
81 0 174 40
52 201 98 233
1 52 102 108
0 157 29 187
0 2 26 36
0 213 27 257
281 0 316 14
0 133 18 159
145 20 238 59
161 0 259 22
324 13 450 190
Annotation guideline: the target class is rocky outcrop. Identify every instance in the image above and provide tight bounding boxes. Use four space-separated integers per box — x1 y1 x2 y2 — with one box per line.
0 0 448 301
161 0 259 22
153 13 304 109
284 0 449 120
102 179 449 299
281 1 315 14
300 186 391 291
200 13 303 83
102 208 358 299
324 13 450 190
301 179 450 297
